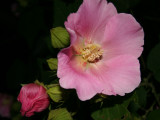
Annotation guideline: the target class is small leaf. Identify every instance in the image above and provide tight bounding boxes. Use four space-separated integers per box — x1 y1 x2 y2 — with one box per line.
47 58 58 70
47 85 63 102
147 110 160 120
48 108 73 120
50 27 69 48
147 43 160 82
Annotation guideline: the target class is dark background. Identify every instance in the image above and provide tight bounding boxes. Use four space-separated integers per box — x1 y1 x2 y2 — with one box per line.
0 0 160 120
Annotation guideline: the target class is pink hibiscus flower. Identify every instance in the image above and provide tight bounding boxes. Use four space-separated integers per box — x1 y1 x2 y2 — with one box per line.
57 0 144 101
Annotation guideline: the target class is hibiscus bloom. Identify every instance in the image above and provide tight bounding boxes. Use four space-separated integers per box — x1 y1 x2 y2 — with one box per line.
57 0 144 101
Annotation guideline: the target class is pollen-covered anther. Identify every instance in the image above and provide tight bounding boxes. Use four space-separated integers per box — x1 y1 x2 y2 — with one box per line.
81 44 103 63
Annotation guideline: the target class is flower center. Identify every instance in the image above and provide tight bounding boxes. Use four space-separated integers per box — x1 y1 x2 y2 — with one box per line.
81 44 103 63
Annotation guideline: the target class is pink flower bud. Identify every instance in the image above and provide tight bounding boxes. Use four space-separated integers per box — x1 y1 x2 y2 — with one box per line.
17 83 50 117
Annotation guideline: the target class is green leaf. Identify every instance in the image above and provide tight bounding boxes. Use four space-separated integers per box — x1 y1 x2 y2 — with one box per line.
147 43 160 82
47 58 58 70
48 108 73 120
91 104 131 120
147 110 160 120
91 92 140 120
128 101 140 113
128 87 147 113
136 87 147 107
50 27 70 48
47 85 63 102
123 92 139 108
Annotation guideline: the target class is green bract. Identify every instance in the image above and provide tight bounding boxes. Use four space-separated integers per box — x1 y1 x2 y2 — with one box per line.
50 27 70 48
47 85 63 103
47 58 58 70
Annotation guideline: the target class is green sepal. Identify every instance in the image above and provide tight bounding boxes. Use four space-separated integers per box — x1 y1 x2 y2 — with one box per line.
50 27 70 48
48 108 73 120
34 80 46 89
47 58 58 70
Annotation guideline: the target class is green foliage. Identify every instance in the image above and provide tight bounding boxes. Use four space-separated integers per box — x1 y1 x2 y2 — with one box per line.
92 104 131 120
136 87 147 107
147 43 160 82
47 84 63 103
48 108 73 120
47 58 58 70
91 88 148 120
50 27 70 48
91 92 139 120
128 87 147 114
147 110 160 120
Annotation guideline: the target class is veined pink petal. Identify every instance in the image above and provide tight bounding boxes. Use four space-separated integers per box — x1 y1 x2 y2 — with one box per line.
58 49 140 100
65 0 117 44
57 47 73 78
59 69 99 101
101 13 144 59
100 55 141 95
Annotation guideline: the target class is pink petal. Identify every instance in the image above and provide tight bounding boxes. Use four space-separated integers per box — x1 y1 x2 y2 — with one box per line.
58 47 141 99
99 55 141 95
58 47 113 100
65 0 117 44
101 13 144 59
57 47 73 78
59 69 98 101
